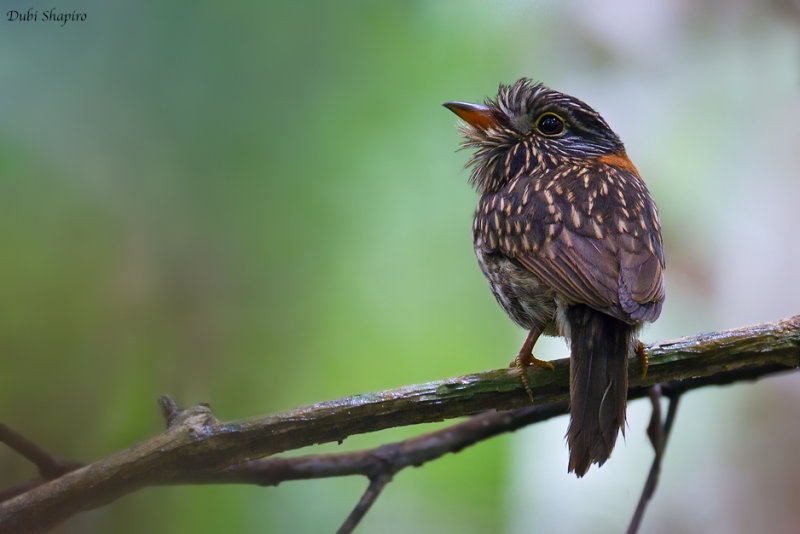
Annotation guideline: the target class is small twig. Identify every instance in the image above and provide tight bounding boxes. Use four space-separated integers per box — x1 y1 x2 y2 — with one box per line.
337 472 393 534
627 388 682 534
298 403 567 531
662 393 681 436
158 396 182 429
645 385 664 455
0 424 83 503
0 424 81 479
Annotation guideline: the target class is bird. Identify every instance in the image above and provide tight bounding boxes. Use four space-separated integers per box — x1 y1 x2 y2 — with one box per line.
444 79 665 477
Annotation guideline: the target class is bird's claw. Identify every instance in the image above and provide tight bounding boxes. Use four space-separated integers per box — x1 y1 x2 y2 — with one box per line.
513 352 554 403
636 340 649 378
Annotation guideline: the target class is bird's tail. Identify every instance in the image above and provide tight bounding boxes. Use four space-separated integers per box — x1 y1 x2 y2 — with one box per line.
566 304 634 477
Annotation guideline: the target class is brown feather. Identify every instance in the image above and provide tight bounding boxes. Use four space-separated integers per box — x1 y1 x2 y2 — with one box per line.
477 164 664 325
566 304 634 476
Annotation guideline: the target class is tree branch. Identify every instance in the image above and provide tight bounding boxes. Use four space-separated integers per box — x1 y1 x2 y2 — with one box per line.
187 401 569 488
0 424 81 480
337 472 392 534
1 315 798 533
627 386 682 534
0 424 84 503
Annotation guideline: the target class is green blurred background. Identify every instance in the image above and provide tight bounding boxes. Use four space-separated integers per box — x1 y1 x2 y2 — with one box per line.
2 1 799 532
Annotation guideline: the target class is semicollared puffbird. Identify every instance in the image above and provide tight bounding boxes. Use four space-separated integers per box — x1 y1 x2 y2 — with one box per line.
445 79 665 476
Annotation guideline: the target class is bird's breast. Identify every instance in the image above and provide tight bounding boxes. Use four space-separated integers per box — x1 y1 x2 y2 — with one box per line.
473 237 557 332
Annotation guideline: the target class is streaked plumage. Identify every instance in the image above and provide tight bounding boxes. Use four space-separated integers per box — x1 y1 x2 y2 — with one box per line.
445 79 665 476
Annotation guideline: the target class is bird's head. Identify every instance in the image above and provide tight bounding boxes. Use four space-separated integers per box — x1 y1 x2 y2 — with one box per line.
445 79 625 194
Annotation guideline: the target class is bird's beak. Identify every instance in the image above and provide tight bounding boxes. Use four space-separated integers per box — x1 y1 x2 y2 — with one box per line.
443 101 499 130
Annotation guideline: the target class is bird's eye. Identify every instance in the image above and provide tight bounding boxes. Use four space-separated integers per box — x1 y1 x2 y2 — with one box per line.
535 113 565 137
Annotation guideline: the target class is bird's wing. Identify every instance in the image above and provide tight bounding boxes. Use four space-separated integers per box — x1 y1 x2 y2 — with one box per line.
475 166 664 324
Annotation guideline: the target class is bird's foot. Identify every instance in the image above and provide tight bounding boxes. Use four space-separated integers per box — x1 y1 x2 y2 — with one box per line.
636 340 649 378
510 351 554 403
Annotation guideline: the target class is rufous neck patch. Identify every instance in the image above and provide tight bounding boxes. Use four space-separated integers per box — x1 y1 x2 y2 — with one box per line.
597 152 640 176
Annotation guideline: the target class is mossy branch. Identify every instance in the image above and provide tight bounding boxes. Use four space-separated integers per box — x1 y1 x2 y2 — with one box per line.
1 315 798 533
